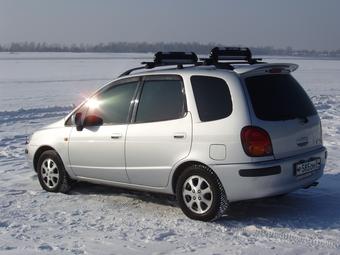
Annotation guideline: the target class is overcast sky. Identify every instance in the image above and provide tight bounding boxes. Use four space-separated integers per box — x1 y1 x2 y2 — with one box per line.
1 0 339 50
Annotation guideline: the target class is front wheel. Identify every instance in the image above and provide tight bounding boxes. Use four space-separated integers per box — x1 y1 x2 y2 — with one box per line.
176 164 228 221
37 150 73 193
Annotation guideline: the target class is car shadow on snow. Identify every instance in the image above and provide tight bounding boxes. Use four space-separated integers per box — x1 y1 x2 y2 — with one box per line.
68 173 340 230
217 173 340 231
69 181 178 207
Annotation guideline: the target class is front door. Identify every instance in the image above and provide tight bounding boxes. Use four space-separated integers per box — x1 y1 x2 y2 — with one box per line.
68 79 139 182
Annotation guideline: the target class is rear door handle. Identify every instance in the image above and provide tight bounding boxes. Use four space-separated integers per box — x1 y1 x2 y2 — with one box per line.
174 132 186 139
111 133 122 139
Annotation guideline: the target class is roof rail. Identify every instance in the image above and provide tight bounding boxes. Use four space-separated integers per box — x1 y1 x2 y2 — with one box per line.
201 47 263 69
119 51 200 77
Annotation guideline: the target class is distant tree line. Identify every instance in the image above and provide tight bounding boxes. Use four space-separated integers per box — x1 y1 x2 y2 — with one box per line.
1 41 340 58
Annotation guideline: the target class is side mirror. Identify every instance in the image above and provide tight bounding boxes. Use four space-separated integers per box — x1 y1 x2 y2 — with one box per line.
83 115 103 127
74 112 84 131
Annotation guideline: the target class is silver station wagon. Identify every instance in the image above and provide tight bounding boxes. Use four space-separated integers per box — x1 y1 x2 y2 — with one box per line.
26 47 327 221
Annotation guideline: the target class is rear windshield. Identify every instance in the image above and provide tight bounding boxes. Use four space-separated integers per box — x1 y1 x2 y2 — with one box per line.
245 74 317 121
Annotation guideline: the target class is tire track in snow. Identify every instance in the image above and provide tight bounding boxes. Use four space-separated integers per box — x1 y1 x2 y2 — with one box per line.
235 225 340 249
0 105 74 124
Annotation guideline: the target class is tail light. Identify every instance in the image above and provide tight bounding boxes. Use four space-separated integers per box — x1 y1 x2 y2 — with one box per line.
241 126 273 157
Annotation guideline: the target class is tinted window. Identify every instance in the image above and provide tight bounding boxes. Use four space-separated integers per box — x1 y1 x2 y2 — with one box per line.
245 74 317 121
86 82 138 124
135 79 185 123
191 76 233 122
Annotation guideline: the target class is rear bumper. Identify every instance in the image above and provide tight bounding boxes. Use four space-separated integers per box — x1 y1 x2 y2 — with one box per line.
211 146 327 202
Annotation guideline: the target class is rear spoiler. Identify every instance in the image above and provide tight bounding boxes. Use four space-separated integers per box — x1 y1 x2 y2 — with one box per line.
236 63 299 76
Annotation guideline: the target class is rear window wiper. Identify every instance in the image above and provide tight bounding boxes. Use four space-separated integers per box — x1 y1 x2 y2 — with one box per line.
296 115 309 123
273 114 309 123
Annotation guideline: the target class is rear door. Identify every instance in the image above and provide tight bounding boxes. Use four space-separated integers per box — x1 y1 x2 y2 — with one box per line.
125 75 192 187
244 74 322 159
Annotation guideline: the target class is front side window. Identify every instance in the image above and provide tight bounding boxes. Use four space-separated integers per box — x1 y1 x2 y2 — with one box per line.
135 79 185 123
86 81 138 124
191 76 233 122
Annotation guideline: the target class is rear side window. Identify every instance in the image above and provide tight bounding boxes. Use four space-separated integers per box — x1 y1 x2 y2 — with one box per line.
245 74 317 121
135 79 185 123
191 76 233 122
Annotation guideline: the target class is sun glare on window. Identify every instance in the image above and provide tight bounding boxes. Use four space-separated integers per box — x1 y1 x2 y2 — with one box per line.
86 98 101 109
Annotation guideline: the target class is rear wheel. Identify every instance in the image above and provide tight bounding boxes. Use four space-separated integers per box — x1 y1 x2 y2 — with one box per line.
176 164 228 221
37 150 73 193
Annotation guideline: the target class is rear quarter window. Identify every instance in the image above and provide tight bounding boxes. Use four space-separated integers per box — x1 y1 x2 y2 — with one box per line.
191 76 233 122
245 74 317 121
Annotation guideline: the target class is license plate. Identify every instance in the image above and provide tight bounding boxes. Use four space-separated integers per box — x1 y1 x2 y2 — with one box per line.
294 158 321 176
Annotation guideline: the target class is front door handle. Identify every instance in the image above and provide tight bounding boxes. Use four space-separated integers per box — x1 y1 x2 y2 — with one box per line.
174 132 186 139
111 133 122 139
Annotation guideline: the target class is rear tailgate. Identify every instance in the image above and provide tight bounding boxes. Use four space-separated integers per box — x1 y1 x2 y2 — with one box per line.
243 72 323 159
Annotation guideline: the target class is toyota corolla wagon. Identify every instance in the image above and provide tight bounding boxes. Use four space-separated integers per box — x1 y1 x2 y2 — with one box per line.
26 47 327 221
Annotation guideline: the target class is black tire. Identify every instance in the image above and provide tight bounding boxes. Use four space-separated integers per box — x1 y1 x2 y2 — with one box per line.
176 164 228 221
37 150 73 193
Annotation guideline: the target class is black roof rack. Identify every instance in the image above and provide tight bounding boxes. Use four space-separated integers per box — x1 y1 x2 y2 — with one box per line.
119 51 200 77
201 47 263 69
118 47 264 77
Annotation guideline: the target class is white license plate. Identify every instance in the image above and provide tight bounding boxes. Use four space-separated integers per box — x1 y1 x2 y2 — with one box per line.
294 158 321 176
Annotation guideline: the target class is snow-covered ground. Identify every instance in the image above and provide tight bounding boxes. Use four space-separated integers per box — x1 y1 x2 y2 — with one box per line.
0 53 340 254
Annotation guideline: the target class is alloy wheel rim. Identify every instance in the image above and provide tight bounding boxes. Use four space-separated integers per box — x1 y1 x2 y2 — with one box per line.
41 158 59 189
182 175 213 214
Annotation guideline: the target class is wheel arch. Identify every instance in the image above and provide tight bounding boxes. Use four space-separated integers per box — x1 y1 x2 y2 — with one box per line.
171 160 220 193
33 145 58 172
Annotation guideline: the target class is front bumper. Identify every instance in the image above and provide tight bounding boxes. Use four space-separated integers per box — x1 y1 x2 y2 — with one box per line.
211 146 327 202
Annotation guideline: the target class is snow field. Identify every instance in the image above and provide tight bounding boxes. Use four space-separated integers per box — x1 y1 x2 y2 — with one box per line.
0 53 340 254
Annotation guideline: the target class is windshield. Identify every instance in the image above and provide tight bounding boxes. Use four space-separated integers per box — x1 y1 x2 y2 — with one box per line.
245 74 317 121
